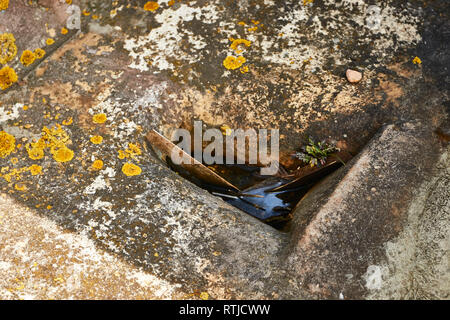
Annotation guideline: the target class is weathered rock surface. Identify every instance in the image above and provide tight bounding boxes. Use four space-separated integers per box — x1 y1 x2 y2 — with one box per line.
0 0 449 299
285 121 447 299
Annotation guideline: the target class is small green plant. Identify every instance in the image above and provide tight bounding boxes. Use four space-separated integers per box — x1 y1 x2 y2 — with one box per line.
293 138 340 167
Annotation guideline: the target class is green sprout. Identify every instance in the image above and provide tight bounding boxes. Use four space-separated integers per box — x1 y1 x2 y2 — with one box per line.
293 138 340 167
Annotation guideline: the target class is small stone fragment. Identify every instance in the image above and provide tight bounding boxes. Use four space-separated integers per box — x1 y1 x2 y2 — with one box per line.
346 69 362 83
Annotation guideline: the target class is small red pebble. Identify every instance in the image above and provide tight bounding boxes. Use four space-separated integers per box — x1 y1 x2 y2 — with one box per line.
346 69 362 83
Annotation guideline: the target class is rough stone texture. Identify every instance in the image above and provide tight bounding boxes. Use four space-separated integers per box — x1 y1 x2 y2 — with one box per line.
0 194 181 300
0 0 449 299
367 151 449 299
285 122 447 299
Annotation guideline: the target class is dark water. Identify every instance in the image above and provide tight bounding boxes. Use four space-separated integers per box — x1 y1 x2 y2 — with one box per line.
167 157 326 230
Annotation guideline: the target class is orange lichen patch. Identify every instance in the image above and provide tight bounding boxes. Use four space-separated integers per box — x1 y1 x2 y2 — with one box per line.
126 143 142 157
223 56 246 70
27 146 44 160
65 0 72 4
229 38 251 54
90 135 103 144
82 9 91 16
220 125 232 136
118 149 127 159
20 50 36 67
0 65 17 90
61 27 69 35
143 1 159 11
62 117 73 125
118 143 142 160
0 131 15 158
14 183 26 191
92 113 107 124
46 38 55 46
92 14 99 20
237 21 246 26
26 124 73 162
0 0 9 11
303 0 314 5
240 65 249 74
0 33 17 64
121 163 142 176
168 0 175 6
412 56 422 64
91 159 103 170
34 48 46 59
28 164 42 175
0 166 29 183
52 146 74 163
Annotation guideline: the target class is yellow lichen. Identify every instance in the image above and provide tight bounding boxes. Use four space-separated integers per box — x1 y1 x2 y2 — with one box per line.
0 131 15 158
65 0 72 4
62 117 73 125
126 143 142 157
118 149 127 159
20 50 36 67
121 163 142 176
0 65 17 90
220 125 232 136
240 65 249 74
26 124 73 163
247 26 258 32
143 1 159 11
90 135 103 144
0 33 17 64
52 146 74 163
27 147 44 160
200 292 209 300
223 56 246 70
46 38 55 46
92 113 107 124
92 14 99 20
34 48 46 59
118 143 142 160
230 38 251 54
28 164 42 175
61 27 68 35
303 0 314 5
0 0 9 11
82 9 91 16
168 0 175 6
14 183 26 191
91 159 103 170
413 56 422 64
